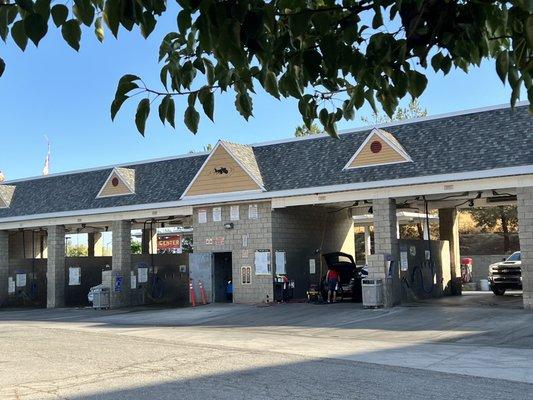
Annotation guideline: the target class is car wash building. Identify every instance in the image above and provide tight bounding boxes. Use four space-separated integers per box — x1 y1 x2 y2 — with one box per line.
0 104 531 309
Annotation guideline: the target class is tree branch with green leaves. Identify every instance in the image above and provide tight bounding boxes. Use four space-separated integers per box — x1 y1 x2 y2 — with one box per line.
0 0 532 137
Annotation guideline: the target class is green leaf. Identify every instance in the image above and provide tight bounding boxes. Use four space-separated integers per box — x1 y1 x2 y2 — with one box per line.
184 105 200 134
166 96 175 128
51 4 68 27
407 70 427 98
135 98 150 136
235 92 253 120
15 0 33 12
141 11 156 38
61 19 81 51
110 94 128 120
95 16 104 42
264 71 280 99
0 57 4 77
198 88 214 121
526 15 533 48
0 8 10 42
24 13 48 46
34 0 51 21
158 95 176 127
73 0 94 26
177 10 191 34
103 0 120 37
496 51 509 83
11 20 27 51
158 95 170 124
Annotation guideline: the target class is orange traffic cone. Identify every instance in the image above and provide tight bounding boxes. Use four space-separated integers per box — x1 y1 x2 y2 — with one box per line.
189 279 196 307
198 281 207 305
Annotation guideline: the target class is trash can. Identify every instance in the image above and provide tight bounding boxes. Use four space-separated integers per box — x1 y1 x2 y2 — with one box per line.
88 285 110 310
362 279 384 308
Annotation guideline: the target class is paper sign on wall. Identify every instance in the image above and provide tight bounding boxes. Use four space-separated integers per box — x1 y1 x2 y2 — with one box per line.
212 207 222 222
8 277 15 294
138 267 148 283
275 251 286 275
425 250 431 260
16 273 26 287
254 250 271 275
230 205 240 221
198 209 207 224
69 267 81 286
309 259 316 274
248 204 258 220
400 252 409 271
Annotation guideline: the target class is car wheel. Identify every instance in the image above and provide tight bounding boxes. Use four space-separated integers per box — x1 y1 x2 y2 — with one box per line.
491 287 506 296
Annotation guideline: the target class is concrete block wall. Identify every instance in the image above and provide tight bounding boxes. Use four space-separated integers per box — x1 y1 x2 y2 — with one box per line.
110 220 132 308
193 202 274 303
0 231 8 305
271 206 355 298
368 198 400 307
517 187 533 310
46 225 65 308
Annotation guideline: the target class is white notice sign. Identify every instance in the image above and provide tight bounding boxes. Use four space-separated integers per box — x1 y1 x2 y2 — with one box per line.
16 273 26 287
248 204 258 220
230 205 240 221
275 251 286 275
400 252 409 271
254 250 271 275
212 207 222 222
138 267 148 283
8 277 15 294
69 267 81 286
130 272 137 289
198 209 207 224
309 259 316 274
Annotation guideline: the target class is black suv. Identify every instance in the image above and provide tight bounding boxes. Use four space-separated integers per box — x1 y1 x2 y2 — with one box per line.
488 251 521 295
320 252 368 302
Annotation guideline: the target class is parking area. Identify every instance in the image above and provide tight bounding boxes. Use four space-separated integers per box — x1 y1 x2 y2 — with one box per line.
1 295 533 399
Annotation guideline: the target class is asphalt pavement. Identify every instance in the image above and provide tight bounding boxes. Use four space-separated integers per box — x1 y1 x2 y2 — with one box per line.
0 292 532 399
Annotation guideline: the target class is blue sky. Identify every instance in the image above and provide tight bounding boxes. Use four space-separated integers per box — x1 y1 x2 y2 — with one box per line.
0 6 515 181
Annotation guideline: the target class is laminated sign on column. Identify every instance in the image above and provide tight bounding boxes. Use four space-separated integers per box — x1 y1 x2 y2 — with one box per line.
114 275 123 292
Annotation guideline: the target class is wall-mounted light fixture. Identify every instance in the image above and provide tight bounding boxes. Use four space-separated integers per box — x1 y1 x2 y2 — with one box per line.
224 222 234 230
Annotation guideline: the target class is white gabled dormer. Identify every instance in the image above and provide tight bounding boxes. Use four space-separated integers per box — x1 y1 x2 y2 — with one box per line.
96 167 136 199
343 128 412 170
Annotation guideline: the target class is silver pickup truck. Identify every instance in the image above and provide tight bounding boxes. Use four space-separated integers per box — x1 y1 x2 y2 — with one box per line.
488 251 522 295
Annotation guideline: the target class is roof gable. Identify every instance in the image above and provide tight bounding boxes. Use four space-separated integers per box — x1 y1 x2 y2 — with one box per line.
343 128 412 170
0 185 15 209
96 167 136 198
181 141 265 198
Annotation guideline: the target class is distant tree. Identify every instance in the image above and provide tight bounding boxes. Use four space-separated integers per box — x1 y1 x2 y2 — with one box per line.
131 241 142 255
467 206 518 252
203 144 213 152
66 244 88 257
361 99 428 125
294 123 324 137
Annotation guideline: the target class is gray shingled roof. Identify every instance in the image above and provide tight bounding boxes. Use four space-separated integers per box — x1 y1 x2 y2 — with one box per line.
0 105 530 220
0 155 206 218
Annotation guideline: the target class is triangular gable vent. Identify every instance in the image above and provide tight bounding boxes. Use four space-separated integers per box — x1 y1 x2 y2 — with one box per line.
0 185 15 209
343 128 412 170
181 141 265 198
96 167 136 199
